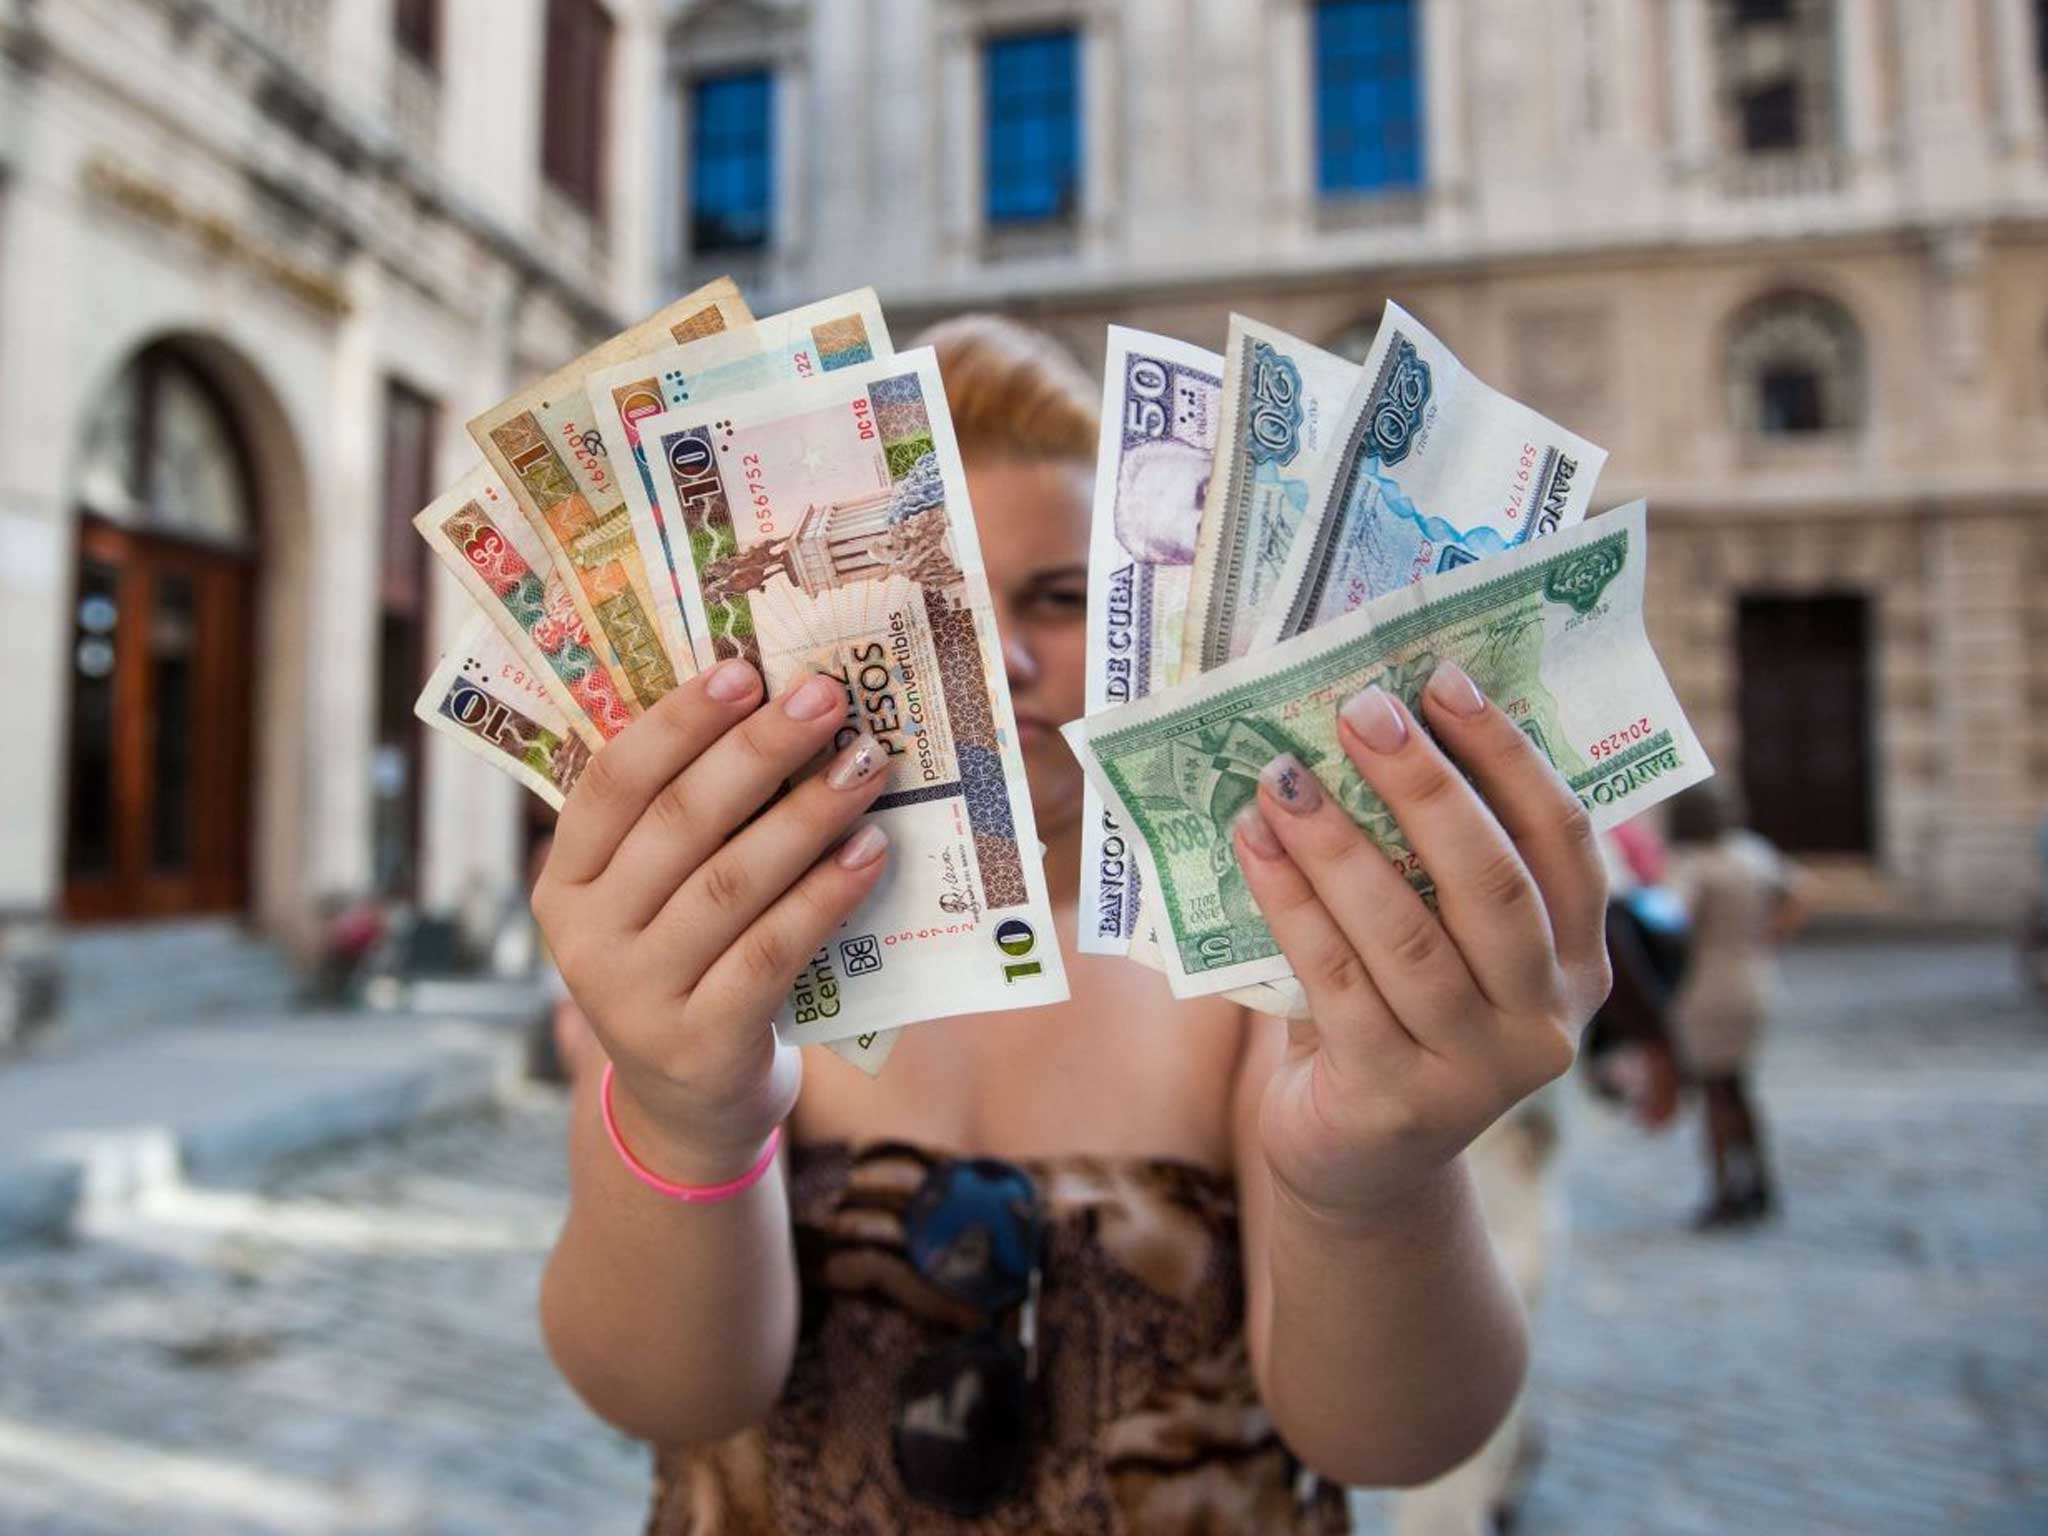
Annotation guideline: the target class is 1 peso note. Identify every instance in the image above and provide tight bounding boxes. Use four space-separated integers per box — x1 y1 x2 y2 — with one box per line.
1079 329 1224 954
637 349 1070 1045
1179 317 1359 680
585 289 892 667
1066 504 1711 999
415 464 633 748
469 277 752 712
1258 301 1609 648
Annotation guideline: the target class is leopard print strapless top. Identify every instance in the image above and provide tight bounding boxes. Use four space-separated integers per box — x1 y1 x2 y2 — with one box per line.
645 1138 1351 1535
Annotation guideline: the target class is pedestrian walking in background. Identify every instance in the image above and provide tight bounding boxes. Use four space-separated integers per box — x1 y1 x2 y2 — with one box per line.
1666 783 1808 1229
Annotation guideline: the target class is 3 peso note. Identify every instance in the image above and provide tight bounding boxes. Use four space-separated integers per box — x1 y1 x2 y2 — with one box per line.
636 349 1070 1044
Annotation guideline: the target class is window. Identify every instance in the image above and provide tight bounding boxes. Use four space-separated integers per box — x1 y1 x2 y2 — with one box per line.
375 382 437 899
1315 0 1423 196
2038 0 2048 77
1726 291 1865 438
1713 0 1835 157
691 71 774 252
541 0 613 214
394 0 439 70
984 30 1080 225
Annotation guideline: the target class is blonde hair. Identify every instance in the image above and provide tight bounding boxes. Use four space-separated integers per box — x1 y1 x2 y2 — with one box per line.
915 314 1099 464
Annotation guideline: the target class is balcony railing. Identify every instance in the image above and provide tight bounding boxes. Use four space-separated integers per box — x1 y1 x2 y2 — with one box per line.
238 0 329 78
1716 147 1849 202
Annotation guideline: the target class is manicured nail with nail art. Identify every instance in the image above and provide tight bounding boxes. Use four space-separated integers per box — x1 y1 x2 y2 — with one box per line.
1339 685 1409 754
1424 661 1486 718
835 822 889 870
1235 805 1284 859
825 731 888 790
1259 753 1323 815
784 672 843 721
704 657 759 704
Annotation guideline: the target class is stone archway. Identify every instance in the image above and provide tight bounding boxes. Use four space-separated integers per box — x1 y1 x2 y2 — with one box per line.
59 331 310 937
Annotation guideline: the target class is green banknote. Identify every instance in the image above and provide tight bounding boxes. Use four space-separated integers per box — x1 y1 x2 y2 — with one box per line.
1062 502 1709 999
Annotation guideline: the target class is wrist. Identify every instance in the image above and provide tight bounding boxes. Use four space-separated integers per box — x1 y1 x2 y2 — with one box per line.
1268 1153 1469 1245
606 1068 783 1192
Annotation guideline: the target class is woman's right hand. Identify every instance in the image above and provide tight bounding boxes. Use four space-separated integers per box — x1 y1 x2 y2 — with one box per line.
533 658 894 1185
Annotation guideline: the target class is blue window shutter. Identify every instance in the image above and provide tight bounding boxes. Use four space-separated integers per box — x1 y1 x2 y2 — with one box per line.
1314 0 1424 195
984 30 1081 225
691 70 774 252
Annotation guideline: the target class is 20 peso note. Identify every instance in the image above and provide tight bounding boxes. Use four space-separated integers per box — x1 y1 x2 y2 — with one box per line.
636 348 1071 1045
584 289 892 668
468 277 752 713
1257 301 1608 648
415 464 633 748
1064 503 1711 1000
1179 317 1359 680
1079 328 1223 955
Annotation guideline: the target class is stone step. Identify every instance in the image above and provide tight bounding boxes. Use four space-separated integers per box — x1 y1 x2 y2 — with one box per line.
46 919 303 1045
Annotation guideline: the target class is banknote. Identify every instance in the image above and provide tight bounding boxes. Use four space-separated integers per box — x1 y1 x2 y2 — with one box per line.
1258 302 1609 647
469 278 752 711
414 465 632 748
1179 317 1359 679
415 614 593 811
1065 503 1710 998
1079 329 1224 954
636 348 1070 1044
585 289 892 664
414 606 901 1073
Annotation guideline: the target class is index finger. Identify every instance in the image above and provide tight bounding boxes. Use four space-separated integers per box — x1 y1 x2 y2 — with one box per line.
545 658 762 886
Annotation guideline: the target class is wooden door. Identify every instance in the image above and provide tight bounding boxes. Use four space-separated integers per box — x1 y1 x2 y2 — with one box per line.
62 519 256 920
1736 594 1874 854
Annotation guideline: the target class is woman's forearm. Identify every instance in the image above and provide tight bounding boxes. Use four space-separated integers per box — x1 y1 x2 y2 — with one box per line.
1256 1157 1528 1488
540 1068 800 1448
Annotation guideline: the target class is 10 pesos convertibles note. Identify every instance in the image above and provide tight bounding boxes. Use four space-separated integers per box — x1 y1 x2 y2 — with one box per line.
1065 503 1710 999
637 348 1070 1043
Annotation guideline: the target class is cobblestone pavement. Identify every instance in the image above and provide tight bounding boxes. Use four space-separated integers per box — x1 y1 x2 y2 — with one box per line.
1 939 2043 1534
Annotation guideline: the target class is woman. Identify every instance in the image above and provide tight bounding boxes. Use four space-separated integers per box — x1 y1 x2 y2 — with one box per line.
535 317 1611 1531
1666 782 1806 1229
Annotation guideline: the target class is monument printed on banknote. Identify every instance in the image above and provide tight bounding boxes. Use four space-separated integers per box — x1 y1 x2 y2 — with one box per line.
1067 504 1710 999
414 616 592 811
1262 302 1609 646
1181 318 1359 678
1080 329 1224 953
584 290 891 663
469 278 752 710
636 349 1070 1044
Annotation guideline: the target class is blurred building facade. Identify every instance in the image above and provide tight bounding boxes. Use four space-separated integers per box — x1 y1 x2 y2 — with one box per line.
0 0 670 961
666 0 2048 918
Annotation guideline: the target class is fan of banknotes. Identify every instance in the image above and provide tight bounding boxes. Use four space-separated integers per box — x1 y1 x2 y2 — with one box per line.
414 279 1710 1075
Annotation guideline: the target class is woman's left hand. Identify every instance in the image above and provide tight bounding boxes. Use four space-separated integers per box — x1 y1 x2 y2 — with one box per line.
1239 661 1613 1226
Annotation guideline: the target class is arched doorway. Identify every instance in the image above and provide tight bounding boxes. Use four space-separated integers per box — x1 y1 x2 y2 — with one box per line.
62 345 259 921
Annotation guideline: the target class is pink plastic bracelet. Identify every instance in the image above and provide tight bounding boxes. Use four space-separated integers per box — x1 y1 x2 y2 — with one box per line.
599 1062 782 1204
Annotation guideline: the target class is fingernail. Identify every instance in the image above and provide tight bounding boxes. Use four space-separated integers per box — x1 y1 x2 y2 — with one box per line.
1339 685 1409 754
784 672 842 721
835 822 889 870
704 658 758 703
1259 753 1323 816
825 731 888 790
1425 661 1486 719
1235 804 1284 859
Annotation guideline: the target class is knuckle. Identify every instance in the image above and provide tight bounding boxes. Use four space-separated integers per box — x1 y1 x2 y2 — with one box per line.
1401 760 1465 816
1384 907 1446 973
696 851 754 915
1313 939 1372 997
1470 848 1538 912
728 712 786 775
735 924 794 990
574 750 630 814
1555 798 1600 860
643 775 696 842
